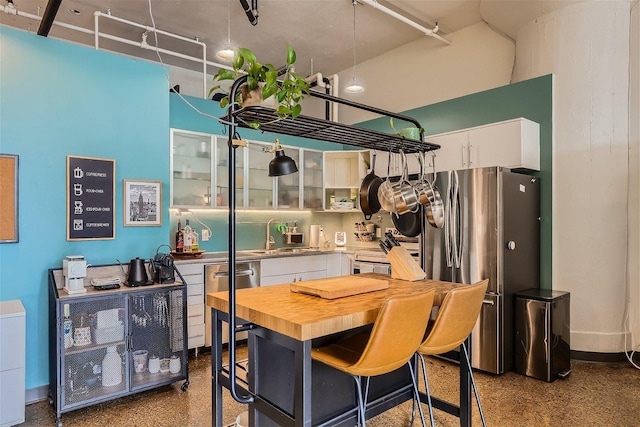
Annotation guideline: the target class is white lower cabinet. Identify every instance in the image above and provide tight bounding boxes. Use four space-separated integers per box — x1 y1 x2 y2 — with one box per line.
175 263 206 349
0 300 25 427
260 253 349 287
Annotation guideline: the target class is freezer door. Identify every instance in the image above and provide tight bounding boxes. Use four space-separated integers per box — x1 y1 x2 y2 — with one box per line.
471 293 502 373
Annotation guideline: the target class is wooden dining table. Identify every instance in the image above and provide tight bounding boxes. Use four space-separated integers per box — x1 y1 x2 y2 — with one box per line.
207 273 473 426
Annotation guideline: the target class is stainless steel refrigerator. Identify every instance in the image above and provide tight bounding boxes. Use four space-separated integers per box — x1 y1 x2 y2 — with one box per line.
423 167 540 374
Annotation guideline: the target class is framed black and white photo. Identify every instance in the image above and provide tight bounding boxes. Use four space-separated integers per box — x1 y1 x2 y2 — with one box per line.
123 179 162 226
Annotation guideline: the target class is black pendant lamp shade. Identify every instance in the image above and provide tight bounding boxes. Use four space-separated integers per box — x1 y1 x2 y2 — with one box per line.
268 139 298 176
269 149 298 176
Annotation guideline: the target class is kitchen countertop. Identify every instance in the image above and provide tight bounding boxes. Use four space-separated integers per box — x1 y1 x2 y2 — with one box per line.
207 273 461 341
173 246 363 264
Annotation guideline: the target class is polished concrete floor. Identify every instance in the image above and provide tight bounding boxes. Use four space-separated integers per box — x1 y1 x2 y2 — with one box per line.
25 346 640 426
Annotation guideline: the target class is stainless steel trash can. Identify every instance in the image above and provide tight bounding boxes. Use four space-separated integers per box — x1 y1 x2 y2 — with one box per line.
515 289 571 382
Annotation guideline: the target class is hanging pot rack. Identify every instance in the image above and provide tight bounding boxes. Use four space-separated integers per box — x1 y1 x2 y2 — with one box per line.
228 85 440 154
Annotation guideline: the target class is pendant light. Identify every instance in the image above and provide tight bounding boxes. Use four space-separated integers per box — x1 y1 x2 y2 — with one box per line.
216 0 235 61
345 0 365 93
268 139 298 177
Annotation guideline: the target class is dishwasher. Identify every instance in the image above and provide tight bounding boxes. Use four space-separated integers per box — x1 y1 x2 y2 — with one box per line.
205 261 260 346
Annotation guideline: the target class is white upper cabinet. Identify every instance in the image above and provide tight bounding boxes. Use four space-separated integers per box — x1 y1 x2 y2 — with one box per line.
170 129 214 207
323 150 370 211
424 118 540 172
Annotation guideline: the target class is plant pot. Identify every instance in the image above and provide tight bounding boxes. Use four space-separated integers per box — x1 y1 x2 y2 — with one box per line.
240 83 277 109
400 127 421 140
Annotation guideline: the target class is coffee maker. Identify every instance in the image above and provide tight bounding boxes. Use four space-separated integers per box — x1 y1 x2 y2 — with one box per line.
63 255 87 294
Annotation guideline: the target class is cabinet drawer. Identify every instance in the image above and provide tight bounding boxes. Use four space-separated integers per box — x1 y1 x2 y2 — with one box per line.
261 255 327 277
188 323 206 348
186 283 204 297
187 293 203 306
175 263 204 276
187 304 204 326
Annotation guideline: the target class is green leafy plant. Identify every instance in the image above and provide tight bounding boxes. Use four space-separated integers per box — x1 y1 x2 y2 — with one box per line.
209 45 310 128
389 118 424 139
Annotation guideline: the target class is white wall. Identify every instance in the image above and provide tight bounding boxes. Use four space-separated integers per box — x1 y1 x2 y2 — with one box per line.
332 22 515 125
629 1 640 354
513 1 636 353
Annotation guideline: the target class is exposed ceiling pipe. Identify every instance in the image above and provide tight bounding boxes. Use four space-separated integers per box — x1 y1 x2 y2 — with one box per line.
239 0 258 26
37 0 62 36
359 0 451 45
94 11 213 97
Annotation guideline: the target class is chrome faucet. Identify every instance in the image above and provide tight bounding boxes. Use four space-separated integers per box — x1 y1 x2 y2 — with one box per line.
266 218 281 250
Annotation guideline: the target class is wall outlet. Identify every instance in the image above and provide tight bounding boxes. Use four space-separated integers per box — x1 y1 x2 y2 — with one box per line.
202 229 210 241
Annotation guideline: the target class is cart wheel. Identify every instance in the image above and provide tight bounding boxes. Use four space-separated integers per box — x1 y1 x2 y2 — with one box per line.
181 380 189 391
48 397 54 405
56 417 63 427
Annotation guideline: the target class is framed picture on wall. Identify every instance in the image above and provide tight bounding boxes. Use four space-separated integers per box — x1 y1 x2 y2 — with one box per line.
123 179 162 226
0 154 19 243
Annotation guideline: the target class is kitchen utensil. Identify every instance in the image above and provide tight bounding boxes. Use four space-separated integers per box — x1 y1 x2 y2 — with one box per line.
385 231 401 247
386 245 427 281
391 150 419 215
423 152 445 229
379 241 389 254
359 151 383 220
290 276 389 299
377 150 396 213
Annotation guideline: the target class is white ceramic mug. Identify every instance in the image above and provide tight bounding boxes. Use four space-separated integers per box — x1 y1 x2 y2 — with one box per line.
169 355 181 374
148 356 160 374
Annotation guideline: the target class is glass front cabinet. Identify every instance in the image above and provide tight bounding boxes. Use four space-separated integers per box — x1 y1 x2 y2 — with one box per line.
171 129 325 210
48 270 188 427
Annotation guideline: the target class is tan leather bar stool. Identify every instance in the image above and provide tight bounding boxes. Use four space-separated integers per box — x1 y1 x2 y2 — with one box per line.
414 279 489 427
312 291 436 426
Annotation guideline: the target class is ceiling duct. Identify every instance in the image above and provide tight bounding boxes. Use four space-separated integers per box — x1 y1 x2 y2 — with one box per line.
37 0 62 36
239 0 258 26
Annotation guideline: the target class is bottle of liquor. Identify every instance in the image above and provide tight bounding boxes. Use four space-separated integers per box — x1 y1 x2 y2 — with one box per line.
183 220 193 253
175 219 184 253
191 228 200 252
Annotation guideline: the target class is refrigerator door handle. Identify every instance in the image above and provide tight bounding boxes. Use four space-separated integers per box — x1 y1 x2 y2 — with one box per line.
451 171 462 269
445 171 453 267
482 298 495 306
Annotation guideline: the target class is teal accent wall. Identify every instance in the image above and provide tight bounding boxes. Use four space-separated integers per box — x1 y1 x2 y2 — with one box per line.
169 93 344 151
0 27 170 390
361 75 553 288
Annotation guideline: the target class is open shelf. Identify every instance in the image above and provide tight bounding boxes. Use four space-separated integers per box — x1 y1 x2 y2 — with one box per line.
230 106 439 154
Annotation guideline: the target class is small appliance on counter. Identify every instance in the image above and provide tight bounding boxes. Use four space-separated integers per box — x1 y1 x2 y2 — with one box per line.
63 255 87 294
118 258 153 287
284 222 304 245
309 225 321 248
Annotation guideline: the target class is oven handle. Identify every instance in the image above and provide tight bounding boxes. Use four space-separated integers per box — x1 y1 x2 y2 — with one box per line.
214 269 254 278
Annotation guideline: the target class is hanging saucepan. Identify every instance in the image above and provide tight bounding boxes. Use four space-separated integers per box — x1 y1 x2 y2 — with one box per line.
391 204 422 237
390 150 422 237
425 152 444 228
359 152 383 220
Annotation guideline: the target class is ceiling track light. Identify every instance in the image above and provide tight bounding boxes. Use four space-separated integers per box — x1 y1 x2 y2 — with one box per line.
345 0 365 94
239 0 258 26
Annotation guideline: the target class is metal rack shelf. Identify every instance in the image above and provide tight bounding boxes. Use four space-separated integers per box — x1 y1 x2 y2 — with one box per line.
231 106 439 153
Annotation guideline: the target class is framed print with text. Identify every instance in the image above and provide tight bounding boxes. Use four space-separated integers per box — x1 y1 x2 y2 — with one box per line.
67 155 115 240
124 179 162 226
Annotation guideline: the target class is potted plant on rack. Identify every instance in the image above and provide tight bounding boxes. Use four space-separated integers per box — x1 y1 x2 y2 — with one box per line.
209 45 310 129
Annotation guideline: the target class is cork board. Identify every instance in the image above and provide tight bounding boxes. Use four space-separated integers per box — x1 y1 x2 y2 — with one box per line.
0 154 19 243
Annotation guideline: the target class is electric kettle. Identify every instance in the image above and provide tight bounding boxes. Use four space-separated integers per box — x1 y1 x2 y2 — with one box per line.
118 258 152 287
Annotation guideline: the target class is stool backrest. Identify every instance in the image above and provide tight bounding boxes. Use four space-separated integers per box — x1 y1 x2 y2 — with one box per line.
418 279 489 355
350 291 435 377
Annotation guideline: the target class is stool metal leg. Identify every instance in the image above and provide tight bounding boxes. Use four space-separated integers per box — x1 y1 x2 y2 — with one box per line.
461 343 487 427
418 354 435 427
408 360 427 427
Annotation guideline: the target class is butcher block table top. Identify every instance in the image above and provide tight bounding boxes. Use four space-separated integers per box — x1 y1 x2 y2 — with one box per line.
207 273 461 341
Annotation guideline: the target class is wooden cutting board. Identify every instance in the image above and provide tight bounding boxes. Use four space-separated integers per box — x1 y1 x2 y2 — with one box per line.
290 275 389 299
